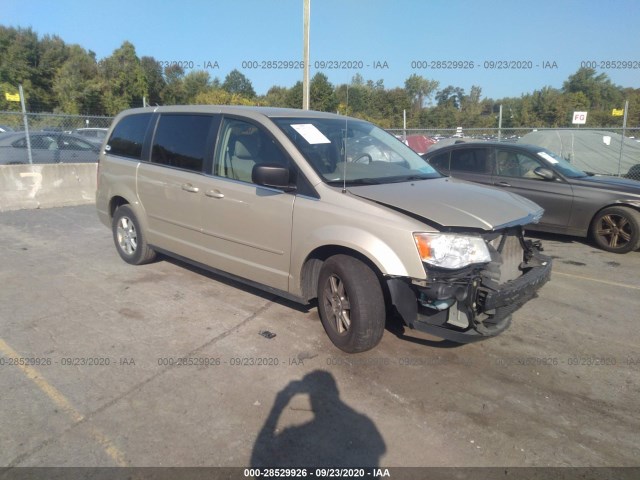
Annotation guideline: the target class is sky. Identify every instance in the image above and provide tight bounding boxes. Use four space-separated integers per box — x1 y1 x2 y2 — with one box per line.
3 0 640 101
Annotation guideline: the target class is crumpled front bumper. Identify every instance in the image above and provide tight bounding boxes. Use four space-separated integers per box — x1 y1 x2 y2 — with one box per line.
387 233 552 343
477 257 551 312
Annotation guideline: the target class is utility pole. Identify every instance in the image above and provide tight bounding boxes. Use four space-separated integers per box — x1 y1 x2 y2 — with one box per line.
19 84 33 164
302 0 310 110
617 99 629 177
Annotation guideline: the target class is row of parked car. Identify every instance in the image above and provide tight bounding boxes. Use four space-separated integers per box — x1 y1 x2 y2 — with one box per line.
0 127 106 165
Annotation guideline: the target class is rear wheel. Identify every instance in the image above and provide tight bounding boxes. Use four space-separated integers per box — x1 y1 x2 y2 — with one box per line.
112 205 156 265
590 206 640 253
317 255 386 353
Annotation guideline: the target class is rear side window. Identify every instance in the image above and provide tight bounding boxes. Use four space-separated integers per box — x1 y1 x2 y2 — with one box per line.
151 114 217 172
107 113 152 159
450 148 489 173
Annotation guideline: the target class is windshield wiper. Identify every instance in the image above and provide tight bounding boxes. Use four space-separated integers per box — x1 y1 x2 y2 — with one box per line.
326 178 383 186
387 174 434 183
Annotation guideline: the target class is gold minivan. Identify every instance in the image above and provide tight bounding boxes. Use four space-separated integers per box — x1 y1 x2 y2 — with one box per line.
97 106 551 353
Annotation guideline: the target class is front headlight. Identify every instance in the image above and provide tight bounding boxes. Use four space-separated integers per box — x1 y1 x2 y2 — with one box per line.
413 232 491 269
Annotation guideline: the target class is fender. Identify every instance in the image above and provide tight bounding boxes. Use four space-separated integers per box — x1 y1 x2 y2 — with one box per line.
289 224 424 299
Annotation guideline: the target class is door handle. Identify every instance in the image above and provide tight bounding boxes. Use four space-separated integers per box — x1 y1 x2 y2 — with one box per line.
495 181 512 187
181 183 199 193
205 189 224 199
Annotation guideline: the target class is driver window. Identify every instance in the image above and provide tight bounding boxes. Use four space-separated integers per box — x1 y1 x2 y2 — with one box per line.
516 153 544 179
214 118 289 184
495 150 519 177
60 137 93 151
495 149 543 179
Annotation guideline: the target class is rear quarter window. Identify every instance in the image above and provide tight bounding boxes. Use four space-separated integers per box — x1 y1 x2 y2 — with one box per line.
107 113 152 159
427 151 450 172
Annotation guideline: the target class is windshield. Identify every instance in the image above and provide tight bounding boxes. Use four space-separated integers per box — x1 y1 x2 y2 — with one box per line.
536 148 588 178
273 117 441 185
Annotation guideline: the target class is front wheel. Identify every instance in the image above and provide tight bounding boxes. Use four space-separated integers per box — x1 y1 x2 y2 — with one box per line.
317 255 386 353
590 206 640 253
112 205 157 265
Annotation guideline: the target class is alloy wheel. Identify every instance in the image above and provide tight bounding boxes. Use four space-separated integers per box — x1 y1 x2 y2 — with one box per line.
323 274 351 335
595 213 632 250
116 216 138 255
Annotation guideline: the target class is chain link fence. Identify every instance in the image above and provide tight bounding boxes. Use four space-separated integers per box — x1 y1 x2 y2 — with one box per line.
388 126 640 142
1 111 639 181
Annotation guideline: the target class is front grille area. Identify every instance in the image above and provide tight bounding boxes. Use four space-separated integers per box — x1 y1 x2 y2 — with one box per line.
476 227 548 314
488 232 525 284
496 233 524 285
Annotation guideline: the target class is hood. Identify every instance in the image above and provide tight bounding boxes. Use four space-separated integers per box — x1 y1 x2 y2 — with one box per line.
349 177 544 231
573 175 640 196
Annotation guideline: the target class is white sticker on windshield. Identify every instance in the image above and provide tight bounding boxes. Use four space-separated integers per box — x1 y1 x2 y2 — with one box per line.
537 151 559 164
291 124 331 144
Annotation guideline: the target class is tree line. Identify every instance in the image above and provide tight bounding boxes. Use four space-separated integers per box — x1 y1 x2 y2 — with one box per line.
1 25 638 129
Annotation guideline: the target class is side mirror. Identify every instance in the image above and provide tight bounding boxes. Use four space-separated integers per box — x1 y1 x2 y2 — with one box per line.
252 164 295 191
534 167 555 180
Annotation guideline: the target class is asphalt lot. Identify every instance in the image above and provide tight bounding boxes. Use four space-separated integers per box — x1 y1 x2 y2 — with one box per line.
0 205 639 469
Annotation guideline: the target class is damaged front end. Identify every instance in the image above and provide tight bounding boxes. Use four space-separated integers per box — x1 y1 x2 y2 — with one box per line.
387 227 552 342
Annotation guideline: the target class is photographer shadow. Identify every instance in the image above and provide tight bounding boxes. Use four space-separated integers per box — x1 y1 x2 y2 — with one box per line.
250 370 386 469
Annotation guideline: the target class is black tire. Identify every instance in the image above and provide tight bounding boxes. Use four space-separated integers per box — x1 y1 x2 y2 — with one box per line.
590 206 640 253
112 205 156 265
317 255 386 353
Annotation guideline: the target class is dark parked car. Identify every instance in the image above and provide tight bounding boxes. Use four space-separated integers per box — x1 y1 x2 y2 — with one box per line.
0 132 100 165
422 142 640 253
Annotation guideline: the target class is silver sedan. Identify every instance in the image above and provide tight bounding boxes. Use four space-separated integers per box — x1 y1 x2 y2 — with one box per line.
0 131 100 164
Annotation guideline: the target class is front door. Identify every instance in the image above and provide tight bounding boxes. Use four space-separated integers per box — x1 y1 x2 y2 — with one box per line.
198 117 296 291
